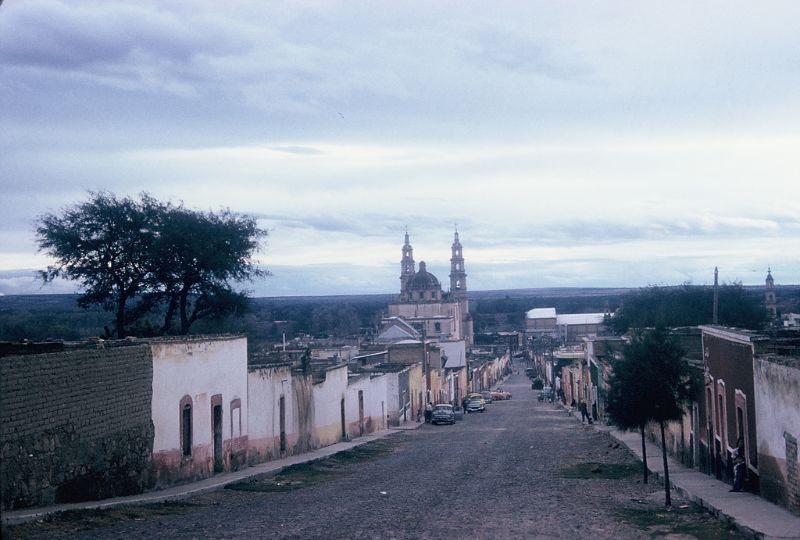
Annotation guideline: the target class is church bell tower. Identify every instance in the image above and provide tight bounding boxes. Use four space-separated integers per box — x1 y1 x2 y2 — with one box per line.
400 231 415 301
765 268 777 318
449 228 472 344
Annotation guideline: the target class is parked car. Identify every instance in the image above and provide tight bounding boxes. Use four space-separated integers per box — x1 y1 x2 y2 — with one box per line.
431 404 456 425
491 389 512 400
480 391 494 404
531 378 544 390
465 397 485 413
467 392 485 406
538 386 553 402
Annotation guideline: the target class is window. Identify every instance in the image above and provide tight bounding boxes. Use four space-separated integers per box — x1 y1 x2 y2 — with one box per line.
716 380 727 446
434 322 441 333
230 398 242 438
180 395 193 457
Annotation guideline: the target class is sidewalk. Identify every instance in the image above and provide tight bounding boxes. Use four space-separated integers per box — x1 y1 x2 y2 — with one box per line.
3 423 420 526
585 419 800 539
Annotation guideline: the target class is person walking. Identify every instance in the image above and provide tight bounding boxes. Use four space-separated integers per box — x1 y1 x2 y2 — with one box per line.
579 401 592 424
730 437 746 492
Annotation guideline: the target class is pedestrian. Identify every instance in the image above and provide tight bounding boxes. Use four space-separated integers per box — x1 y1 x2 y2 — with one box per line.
579 401 592 424
730 437 746 492
424 402 433 423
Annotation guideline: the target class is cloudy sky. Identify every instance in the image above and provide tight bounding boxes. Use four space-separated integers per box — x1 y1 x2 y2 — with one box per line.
1 1 798 296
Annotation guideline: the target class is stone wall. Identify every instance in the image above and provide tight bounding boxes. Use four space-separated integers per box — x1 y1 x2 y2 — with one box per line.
0 344 154 510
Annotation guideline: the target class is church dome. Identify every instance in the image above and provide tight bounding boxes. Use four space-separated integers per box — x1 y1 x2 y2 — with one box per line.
407 261 441 291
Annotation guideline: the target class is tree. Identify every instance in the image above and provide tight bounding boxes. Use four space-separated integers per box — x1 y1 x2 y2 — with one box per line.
610 283 768 334
606 332 652 485
607 327 692 506
149 206 267 335
36 192 267 338
36 192 163 338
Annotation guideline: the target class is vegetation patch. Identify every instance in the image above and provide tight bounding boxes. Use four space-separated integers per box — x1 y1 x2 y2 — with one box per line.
559 462 640 479
226 438 396 493
6 501 201 536
615 506 744 539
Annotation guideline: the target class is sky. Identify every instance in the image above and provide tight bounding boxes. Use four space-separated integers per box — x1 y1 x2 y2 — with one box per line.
1 1 799 297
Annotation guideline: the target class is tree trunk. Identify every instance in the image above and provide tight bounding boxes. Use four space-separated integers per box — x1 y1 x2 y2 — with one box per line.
640 424 648 484
179 288 190 335
660 419 672 506
160 295 178 335
115 295 127 338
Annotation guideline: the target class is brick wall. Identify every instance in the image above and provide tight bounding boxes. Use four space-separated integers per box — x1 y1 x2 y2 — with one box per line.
0 344 154 510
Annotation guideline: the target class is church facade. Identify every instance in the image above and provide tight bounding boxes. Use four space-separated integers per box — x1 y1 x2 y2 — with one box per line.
387 231 474 344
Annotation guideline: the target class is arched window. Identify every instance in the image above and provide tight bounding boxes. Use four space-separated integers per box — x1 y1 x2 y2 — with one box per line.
230 398 242 438
180 395 193 457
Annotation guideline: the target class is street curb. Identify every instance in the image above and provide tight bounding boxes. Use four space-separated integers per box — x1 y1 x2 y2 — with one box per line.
562 408 776 540
2 428 405 527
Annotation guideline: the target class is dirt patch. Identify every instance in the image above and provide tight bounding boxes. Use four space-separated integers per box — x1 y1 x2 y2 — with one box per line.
560 462 640 479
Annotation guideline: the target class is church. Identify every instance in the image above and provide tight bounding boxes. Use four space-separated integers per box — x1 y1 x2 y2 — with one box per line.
385 230 474 345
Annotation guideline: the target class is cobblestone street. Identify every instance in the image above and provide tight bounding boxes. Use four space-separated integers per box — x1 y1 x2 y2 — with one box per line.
8 372 741 539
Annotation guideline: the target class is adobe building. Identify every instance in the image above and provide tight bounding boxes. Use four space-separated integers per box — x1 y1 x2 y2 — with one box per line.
699 325 768 490
753 353 800 513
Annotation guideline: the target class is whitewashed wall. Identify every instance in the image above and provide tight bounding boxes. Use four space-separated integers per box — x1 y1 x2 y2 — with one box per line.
313 364 349 447
150 336 248 486
345 373 388 437
247 364 296 463
754 357 800 512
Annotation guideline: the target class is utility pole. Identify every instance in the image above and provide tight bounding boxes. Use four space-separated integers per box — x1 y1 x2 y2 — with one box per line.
713 267 719 325
422 324 430 405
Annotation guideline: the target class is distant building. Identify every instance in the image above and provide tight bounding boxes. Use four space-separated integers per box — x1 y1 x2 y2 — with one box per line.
525 307 607 344
387 230 473 344
782 313 800 331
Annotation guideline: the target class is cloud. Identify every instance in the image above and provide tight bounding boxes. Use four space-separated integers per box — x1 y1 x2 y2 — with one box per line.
1 1 799 295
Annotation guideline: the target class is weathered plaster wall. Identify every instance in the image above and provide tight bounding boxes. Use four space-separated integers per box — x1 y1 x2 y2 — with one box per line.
149 336 248 488
754 357 800 513
408 363 425 418
247 364 299 464
313 365 348 447
345 374 387 438
383 371 401 426
1 344 154 510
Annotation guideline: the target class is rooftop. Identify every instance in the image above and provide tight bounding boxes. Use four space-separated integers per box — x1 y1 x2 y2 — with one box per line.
526 307 556 319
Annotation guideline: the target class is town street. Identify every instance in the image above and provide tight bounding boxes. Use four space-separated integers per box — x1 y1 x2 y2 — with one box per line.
8 372 739 539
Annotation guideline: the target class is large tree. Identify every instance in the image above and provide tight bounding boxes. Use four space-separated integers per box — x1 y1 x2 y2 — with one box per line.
608 327 692 506
36 192 267 338
36 192 163 338
149 206 267 335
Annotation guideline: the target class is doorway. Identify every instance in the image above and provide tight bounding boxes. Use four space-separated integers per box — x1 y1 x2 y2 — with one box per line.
358 390 365 436
279 395 287 455
211 394 223 473
340 398 346 441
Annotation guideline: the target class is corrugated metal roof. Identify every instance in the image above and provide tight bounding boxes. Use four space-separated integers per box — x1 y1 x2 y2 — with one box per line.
526 307 556 319
556 313 606 325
